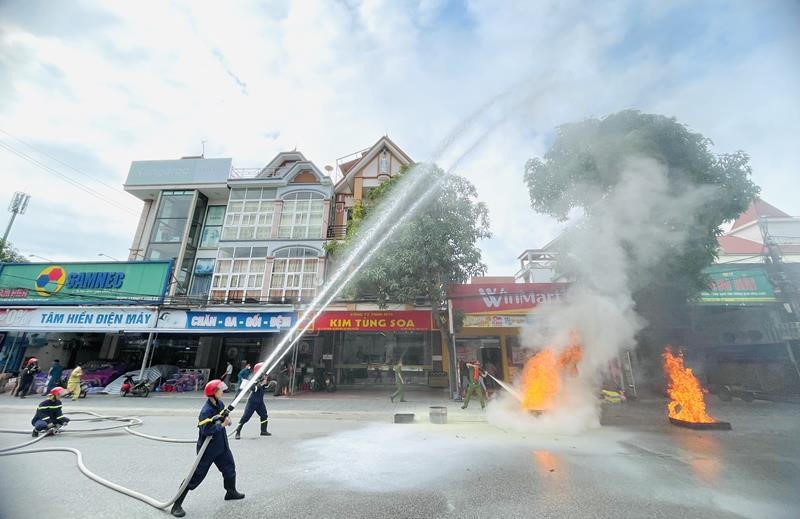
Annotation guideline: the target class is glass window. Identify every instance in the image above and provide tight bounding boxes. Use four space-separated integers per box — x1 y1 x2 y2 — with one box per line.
149 191 194 251
220 188 276 242
278 191 325 239
210 246 269 303
146 243 180 261
268 247 319 302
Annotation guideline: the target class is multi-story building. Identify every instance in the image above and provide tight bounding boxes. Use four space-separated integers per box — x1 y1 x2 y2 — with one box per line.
0 138 456 393
125 152 333 304
120 151 334 376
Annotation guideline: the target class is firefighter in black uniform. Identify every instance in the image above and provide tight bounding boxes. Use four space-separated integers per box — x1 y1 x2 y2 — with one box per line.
31 386 70 436
170 379 244 517
234 362 272 439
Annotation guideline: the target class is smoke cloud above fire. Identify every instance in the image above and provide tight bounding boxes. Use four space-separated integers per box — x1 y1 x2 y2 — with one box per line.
489 156 714 433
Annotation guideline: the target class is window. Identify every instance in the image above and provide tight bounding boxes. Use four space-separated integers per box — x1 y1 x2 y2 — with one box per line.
149 191 193 245
200 206 226 248
189 258 215 297
146 191 194 260
278 192 324 239
269 247 319 302
222 188 276 241
380 154 389 173
210 247 267 303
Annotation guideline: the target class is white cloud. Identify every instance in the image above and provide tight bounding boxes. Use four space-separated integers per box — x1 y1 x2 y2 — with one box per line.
0 0 797 275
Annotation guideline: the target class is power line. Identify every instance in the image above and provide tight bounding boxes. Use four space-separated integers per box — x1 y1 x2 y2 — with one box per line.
0 129 131 198
0 140 140 217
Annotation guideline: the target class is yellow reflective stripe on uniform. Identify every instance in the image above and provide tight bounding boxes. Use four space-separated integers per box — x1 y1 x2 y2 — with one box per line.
42 417 51 421
198 413 224 427
38 405 63 410
260 419 268 424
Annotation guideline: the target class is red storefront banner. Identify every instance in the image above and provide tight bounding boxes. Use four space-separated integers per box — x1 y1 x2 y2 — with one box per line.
448 283 570 315
310 310 435 331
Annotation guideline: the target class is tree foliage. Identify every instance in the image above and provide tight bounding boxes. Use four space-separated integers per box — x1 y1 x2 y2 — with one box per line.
328 164 491 331
523 110 760 295
0 240 27 263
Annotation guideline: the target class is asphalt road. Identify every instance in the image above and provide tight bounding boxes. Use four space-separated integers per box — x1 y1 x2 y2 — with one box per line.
0 396 798 519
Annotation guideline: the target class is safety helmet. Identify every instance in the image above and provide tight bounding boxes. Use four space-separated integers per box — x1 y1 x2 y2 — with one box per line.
27 357 38 365
48 387 66 397
204 379 227 397
253 362 264 374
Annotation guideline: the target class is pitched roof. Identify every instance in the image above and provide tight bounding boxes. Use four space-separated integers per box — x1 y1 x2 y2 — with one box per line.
335 135 413 193
730 198 791 232
718 235 764 255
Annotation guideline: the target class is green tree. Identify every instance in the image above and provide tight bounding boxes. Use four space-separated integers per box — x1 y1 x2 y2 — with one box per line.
0 240 27 263
329 164 491 349
523 110 759 348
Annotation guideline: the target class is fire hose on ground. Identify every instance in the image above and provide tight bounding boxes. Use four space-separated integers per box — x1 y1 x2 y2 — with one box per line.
0 410 214 511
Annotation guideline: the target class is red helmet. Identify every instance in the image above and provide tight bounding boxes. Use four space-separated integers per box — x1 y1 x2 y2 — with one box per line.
27 358 38 365
204 379 227 397
48 387 66 397
253 362 264 374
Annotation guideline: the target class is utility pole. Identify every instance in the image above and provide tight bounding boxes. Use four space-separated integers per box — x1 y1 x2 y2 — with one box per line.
759 217 800 381
2 192 31 244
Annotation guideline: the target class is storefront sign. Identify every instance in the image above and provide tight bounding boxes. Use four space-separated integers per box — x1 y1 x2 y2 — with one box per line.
0 307 158 331
185 311 294 331
0 308 36 327
0 261 172 305
699 265 776 303
310 310 435 331
449 283 569 315
462 314 535 328
155 309 295 332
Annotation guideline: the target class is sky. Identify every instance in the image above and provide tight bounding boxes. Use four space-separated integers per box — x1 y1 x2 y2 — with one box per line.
0 0 798 275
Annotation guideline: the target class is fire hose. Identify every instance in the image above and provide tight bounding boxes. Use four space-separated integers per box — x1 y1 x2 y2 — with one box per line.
0 410 214 511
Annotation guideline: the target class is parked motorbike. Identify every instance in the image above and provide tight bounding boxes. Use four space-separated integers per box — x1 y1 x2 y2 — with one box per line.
121 375 151 398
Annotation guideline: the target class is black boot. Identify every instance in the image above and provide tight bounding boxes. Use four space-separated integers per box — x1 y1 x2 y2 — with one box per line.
170 486 190 517
234 424 242 440
31 429 39 437
260 420 271 436
224 476 245 500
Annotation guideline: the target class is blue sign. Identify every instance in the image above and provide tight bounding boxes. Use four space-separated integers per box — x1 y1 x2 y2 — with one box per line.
185 311 295 331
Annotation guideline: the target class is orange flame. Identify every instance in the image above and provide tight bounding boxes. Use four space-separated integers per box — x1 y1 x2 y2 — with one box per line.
662 347 716 423
520 342 583 411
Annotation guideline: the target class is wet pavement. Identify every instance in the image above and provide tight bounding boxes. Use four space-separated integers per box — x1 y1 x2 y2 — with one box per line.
0 393 798 518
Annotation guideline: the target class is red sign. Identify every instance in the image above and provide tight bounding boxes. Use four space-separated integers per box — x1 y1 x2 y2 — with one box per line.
311 310 434 331
448 283 569 315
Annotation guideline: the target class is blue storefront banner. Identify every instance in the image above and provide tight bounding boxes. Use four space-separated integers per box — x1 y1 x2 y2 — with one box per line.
185 311 295 331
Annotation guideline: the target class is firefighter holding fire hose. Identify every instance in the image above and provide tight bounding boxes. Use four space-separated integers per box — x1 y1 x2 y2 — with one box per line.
234 362 272 439
169 379 244 517
461 360 486 410
31 386 70 436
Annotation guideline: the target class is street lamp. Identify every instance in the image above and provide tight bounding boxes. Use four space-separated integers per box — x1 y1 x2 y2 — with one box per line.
2 192 31 244
98 253 121 261
28 254 53 262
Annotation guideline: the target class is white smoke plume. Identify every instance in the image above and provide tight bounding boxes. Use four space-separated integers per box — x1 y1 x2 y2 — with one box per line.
489 156 714 433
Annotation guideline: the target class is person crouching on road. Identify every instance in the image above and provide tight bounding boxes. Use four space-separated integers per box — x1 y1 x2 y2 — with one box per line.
31 387 70 437
234 362 272 440
170 379 244 518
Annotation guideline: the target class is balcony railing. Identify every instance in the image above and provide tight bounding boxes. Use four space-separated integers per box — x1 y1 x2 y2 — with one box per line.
229 167 281 179
327 225 347 239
